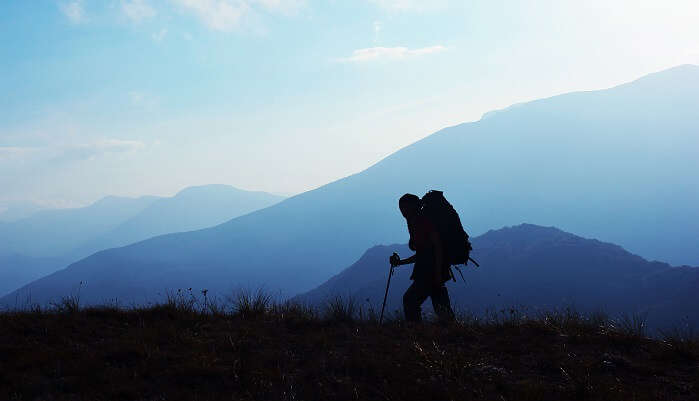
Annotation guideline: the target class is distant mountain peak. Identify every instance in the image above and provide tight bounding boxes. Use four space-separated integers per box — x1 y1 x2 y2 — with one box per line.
645 63 699 75
479 64 699 122
476 224 595 250
618 63 699 89
175 184 239 196
482 223 572 238
92 195 160 208
174 184 285 198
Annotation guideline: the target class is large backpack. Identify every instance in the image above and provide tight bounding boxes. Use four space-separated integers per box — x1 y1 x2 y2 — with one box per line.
419 190 472 267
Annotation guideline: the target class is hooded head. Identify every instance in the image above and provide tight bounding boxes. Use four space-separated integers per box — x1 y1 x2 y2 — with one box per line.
398 193 420 220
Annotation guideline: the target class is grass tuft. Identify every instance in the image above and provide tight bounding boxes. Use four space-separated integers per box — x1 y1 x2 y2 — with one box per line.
232 288 271 319
49 294 81 313
615 312 648 338
323 295 357 323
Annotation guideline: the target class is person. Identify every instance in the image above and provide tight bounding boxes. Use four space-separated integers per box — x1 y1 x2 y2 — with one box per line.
390 193 455 322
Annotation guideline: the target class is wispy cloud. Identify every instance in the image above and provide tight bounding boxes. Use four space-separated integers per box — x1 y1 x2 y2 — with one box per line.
1 140 145 164
49 139 146 163
0 146 39 161
59 0 86 24
336 45 447 63
129 90 160 110
90 139 146 153
152 28 168 42
172 0 305 31
373 21 382 43
122 0 157 22
254 0 305 15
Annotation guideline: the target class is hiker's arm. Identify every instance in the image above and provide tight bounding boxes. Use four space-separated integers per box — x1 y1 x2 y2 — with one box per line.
399 254 416 266
429 230 444 284
389 253 415 267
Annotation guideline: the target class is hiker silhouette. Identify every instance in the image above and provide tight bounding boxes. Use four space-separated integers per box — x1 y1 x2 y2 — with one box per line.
390 193 455 322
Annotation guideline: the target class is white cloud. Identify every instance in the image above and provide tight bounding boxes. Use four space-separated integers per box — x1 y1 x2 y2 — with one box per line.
60 0 86 23
152 28 168 42
122 0 157 22
254 0 305 14
337 45 447 63
173 0 250 31
172 0 304 31
369 0 450 12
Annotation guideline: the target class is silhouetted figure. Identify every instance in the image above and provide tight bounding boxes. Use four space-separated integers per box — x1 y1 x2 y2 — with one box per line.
390 193 454 322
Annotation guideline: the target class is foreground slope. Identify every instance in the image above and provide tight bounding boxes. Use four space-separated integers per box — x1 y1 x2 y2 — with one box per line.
298 224 699 329
8 65 699 304
1 305 696 401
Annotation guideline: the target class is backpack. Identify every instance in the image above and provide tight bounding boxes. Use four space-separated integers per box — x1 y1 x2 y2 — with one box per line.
419 190 473 267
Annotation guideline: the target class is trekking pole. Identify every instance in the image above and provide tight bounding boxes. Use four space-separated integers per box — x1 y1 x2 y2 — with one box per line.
380 253 398 324
468 257 480 267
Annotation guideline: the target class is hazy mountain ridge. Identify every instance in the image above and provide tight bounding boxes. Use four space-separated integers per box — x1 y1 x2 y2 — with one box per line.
0 196 161 258
68 184 284 260
4 65 698 306
0 201 45 222
0 196 161 299
0 185 284 300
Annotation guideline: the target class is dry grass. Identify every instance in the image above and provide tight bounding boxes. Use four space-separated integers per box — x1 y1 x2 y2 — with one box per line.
0 292 697 401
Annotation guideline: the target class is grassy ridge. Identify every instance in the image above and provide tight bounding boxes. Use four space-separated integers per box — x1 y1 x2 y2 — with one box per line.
1 292 697 401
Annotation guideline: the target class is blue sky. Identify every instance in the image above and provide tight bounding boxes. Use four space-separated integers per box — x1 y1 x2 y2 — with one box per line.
1 0 698 209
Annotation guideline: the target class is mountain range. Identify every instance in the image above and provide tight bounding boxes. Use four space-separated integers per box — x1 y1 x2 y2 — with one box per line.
0 195 159 259
0 185 283 298
3 65 697 307
68 185 283 261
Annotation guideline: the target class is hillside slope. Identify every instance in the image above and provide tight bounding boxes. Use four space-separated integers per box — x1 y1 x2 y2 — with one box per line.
0 253 68 298
297 224 699 329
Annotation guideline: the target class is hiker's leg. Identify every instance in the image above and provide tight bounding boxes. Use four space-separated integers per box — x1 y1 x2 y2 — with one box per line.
430 284 455 322
403 281 430 322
